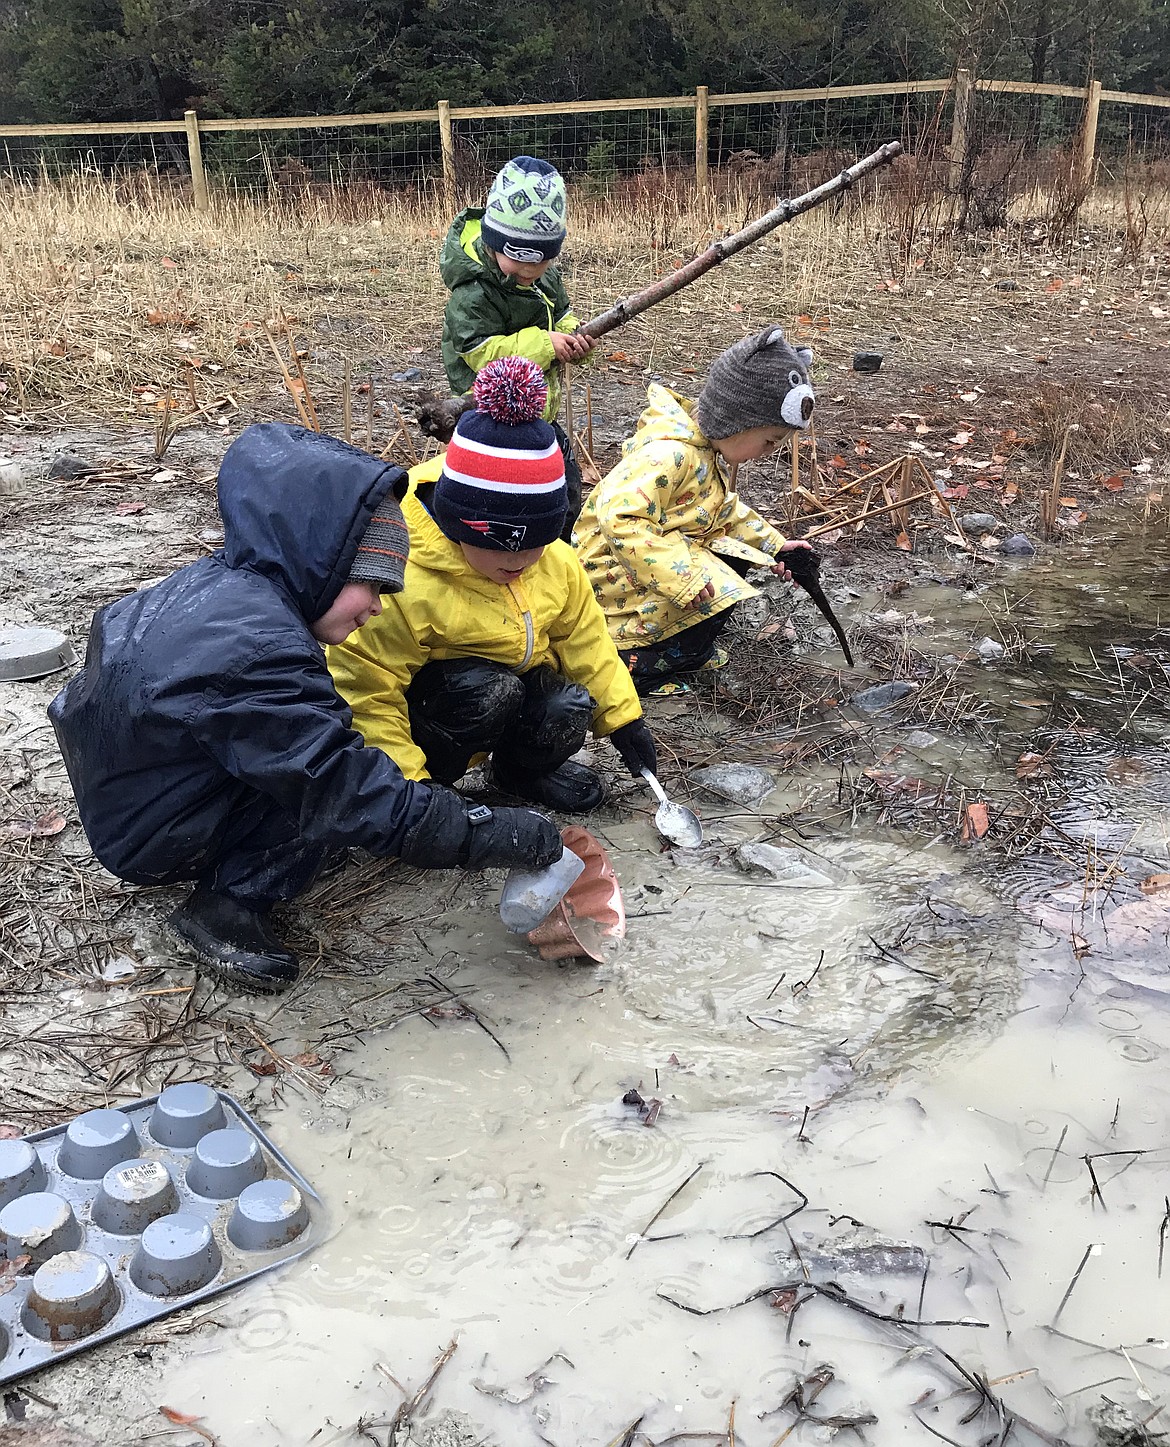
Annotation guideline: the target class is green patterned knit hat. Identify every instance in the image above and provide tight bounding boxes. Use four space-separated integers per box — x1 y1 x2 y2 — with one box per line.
481 156 567 263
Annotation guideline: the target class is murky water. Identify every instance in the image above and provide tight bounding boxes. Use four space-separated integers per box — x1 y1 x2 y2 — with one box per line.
147 518 1170 1444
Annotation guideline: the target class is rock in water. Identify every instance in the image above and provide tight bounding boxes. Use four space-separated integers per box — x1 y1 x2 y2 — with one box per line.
958 512 999 533
976 636 1005 662
774 1226 926 1281
851 680 917 713
1088 1399 1158 1447
692 763 775 806
734 842 844 887
1001 533 1036 557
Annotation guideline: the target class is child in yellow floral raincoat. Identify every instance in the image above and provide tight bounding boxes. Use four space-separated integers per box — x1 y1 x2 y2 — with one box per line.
574 326 816 693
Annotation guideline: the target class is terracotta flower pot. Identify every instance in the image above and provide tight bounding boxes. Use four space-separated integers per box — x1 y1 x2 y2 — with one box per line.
526 825 626 963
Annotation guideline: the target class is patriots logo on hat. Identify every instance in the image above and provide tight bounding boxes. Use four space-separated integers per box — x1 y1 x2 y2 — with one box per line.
462 519 529 551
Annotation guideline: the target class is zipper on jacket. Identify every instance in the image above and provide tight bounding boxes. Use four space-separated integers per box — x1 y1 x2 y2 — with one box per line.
507 582 535 670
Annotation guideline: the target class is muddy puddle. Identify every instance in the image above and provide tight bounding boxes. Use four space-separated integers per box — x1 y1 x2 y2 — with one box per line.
139 523 1170 1446
5 464 1170 1444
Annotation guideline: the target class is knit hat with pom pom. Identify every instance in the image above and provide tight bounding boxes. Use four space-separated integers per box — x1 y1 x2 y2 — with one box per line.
433 357 567 552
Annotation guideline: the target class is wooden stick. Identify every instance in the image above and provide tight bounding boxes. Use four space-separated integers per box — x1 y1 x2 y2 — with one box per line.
585 381 594 458
802 488 936 538
263 325 313 429
282 316 319 431
562 361 574 451
790 432 800 497
390 1337 459 1433
579 141 902 340
342 358 352 444
912 455 970 543
366 381 375 452
390 402 419 466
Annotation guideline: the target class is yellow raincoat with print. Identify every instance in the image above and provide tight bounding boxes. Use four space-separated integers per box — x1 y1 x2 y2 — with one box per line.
573 384 788 648
328 459 642 782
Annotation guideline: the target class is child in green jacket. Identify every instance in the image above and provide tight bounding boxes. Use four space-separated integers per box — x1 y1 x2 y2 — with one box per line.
440 155 593 535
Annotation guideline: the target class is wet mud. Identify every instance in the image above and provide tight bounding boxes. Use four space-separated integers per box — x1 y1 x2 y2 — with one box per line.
2 423 1170 1444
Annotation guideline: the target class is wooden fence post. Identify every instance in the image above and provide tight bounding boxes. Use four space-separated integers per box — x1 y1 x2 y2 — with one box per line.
184 109 208 212
948 67 973 189
695 85 709 203
1077 78 1102 194
438 99 456 212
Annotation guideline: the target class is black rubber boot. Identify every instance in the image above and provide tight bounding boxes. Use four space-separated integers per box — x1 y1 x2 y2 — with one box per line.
169 885 299 995
490 758 606 813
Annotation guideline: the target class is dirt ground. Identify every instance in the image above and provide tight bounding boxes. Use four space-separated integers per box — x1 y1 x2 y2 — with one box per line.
2 184 1170 1444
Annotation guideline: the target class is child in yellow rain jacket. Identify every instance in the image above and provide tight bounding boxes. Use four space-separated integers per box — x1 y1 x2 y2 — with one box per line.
574 325 816 694
328 357 655 814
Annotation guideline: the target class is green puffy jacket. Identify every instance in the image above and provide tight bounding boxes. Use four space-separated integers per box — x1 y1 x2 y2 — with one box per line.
439 208 580 420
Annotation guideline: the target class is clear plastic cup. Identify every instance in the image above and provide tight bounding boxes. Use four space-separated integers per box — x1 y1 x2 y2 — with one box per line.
499 847 585 935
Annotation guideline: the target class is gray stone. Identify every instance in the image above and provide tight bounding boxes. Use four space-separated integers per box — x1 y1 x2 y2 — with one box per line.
733 842 843 887
774 1227 926 1282
851 680 917 713
976 636 1005 662
903 729 939 749
1088 1399 1158 1447
958 512 999 533
47 453 91 480
995 278 1020 291
693 763 775 806
391 367 422 382
852 350 883 373
1001 532 1036 557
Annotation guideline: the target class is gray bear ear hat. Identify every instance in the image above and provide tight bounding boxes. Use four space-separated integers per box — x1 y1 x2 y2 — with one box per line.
695 325 816 441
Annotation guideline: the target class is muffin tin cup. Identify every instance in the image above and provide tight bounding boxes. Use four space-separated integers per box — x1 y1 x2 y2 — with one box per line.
186 1128 266 1200
92 1159 178 1235
56 1110 140 1181
227 1181 310 1252
130 1214 222 1298
23 1252 120 1342
0 1140 47 1210
0 1089 322 1388
1 1192 83 1266
148 1083 226 1149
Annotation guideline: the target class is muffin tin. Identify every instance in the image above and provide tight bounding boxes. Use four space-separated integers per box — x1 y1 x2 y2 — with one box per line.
0 1086 323 1385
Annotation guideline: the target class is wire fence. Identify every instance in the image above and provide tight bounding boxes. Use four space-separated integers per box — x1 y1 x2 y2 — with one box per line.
2 77 1169 213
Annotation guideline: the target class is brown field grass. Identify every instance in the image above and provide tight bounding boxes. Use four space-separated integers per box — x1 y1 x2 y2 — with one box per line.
1 171 1168 520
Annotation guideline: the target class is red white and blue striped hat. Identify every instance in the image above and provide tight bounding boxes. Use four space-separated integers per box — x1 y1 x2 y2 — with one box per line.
434 357 567 552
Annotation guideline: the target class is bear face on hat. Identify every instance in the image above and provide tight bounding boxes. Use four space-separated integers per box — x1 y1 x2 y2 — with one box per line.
695 325 816 441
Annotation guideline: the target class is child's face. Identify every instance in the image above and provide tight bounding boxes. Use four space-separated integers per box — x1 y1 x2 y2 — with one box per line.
714 424 796 466
492 251 553 286
311 581 383 644
459 542 546 585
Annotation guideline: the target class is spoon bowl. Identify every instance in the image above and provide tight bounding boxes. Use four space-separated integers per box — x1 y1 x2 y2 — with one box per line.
641 769 703 849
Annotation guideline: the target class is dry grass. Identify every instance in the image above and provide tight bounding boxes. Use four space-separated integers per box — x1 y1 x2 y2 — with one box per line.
2 168 1168 426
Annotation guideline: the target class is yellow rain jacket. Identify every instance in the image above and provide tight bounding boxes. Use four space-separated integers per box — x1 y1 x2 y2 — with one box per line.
328 460 642 782
573 384 788 648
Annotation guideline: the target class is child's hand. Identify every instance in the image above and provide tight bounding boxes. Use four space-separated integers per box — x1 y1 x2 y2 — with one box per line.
697 581 716 602
551 331 594 362
771 540 813 583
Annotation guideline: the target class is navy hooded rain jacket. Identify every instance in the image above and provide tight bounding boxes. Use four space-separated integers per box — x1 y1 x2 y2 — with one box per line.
49 423 431 886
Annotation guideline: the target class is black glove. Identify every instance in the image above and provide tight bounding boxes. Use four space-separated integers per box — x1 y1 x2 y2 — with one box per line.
398 786 561 872
610 718 658 779
463 804 562 872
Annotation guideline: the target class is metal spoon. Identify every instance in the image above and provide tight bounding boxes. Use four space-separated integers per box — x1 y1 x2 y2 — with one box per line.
640 769 703 849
